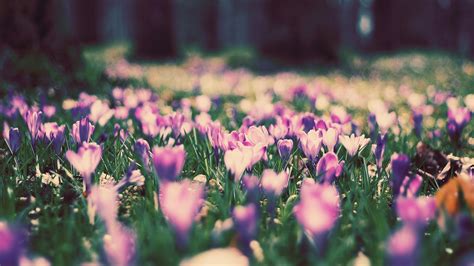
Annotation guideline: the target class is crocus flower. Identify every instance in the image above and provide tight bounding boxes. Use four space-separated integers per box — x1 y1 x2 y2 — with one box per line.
277 139 293 162
398 174 422 198
386 225 418 266
89 100 115 126
412 110 423 138
396 196 436 226
339 134 370 157
180 248 248 266
293 179 340 240
195 95 212 113
72 117 95 145
41 122 65 154
65 142 102 194
242 175 260 203
261 169 289 197
368 113 377 140
322 128 338 152
316 152 344 183
224 146 253 181
245 126 274 147
232 204 258 247
160 179 204 246
374 133 387 170
152 145 186 182
298 129 323 162
390 153 410 197
134 138 151 169
24 110 42 146
3 122 21 154
0 222 24 265
269 118 289 140
447 107 471 143
376 111 397 134
103 226 136 266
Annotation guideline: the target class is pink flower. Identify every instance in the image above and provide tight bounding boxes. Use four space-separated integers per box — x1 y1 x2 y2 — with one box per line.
396 196 436 226
65 142 102 193
152 145 186 182
89 100 115 126
224 145 253 181
195 95 212 113
24 110 42 146
316 152 344 183
160 179 204 246
245 126 274 147
71 117 95 145
322 128 338 152
41 122 66 154
293 179 340 238
339 134 370 157
387 225 418 266
298 129 323 162
261 169 289 197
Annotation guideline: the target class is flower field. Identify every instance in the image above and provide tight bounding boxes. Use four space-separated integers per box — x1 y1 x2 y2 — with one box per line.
1 50 473 265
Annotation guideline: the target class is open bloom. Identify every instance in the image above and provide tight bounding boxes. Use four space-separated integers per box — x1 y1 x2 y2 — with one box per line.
3 122 21 154
316 152 344 183
339 134 370 157
261 169 289 197
224 145 253 181
72 117 95 145
65 142 102 193
447 107 471 142
89 100 115 126
41 122 65 154
293 179 340 239
298 129 323 162
245 126 274 147
160 179 204 246
152 145 186 182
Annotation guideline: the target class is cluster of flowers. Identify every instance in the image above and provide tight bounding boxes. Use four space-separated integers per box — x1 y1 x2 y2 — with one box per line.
0 75 472 264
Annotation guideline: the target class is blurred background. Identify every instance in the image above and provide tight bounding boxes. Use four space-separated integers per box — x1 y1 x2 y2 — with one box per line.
1 0 474 91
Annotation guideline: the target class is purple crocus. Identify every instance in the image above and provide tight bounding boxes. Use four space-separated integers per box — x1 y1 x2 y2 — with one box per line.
24 110 42 146
65 142 102 194
386 225 418 266
134 138 151 169
41 122 66 154
242 175 260 204
277 139 293 162
293 179 340 240
390 153 410 197
3 122 21 154
71 117 95 145
0 222 24 265
412 110 423 138
396 196 436 227
232 204 258 251
159 179 204 247
152 145 186 182
447 107 471 143
374 133 387 170
316 152 344 183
